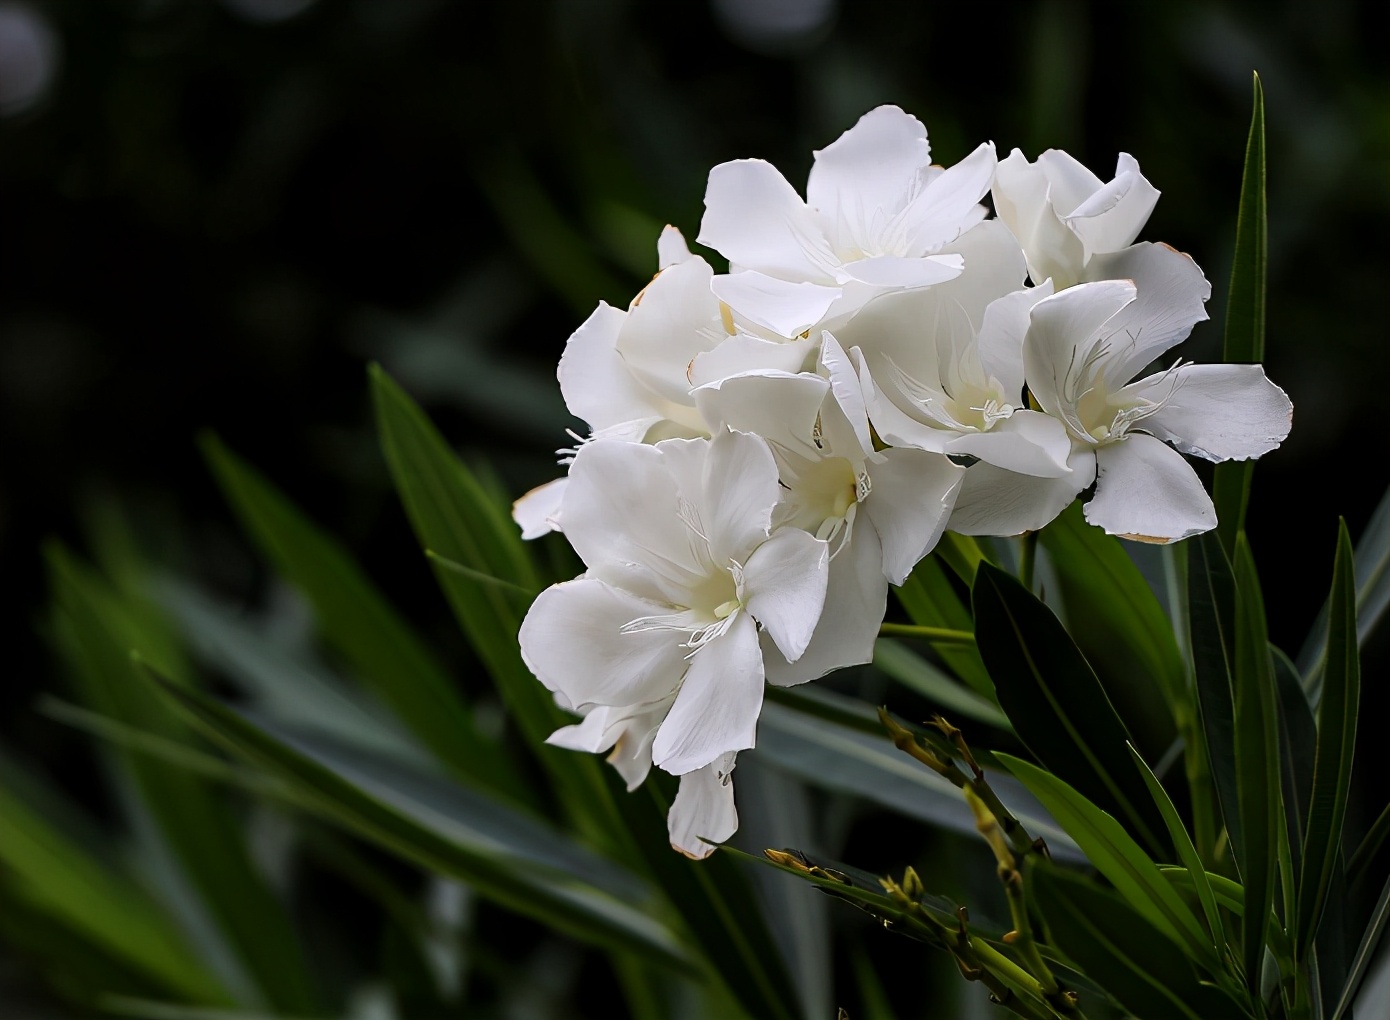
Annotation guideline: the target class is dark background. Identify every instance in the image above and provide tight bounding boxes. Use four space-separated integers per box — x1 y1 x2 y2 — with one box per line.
1 0 1387 1012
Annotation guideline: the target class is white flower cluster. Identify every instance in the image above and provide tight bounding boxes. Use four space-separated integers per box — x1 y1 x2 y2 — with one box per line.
514 106 1292 858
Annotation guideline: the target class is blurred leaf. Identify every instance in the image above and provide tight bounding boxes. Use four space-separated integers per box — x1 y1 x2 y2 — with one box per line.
0 754 229 1005
1127 744 1226 956
1032 866 1245 1020
1298 520 1362 958
47 545 320 1014
1212 72 1267 552
894 557 996 700
1333 874 1390 1020
1350 803 1390 890
1038 501 1187 719
201 435 523 802
758 701 1084 862
972 563 1168 857
996 754 1215 970
1188 532 1243 864
850 946 898 1020
146 670 693 975
1299 483 1390 698
871 638 1011 731
1231 535 1281 994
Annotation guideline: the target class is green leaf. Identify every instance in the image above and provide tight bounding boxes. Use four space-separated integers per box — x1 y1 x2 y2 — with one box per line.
146 670 692 974
996 753 1216 971
871 639 1012 731
1161 866 1293 965
1212 71 1267 553
757 700 1083 861
0 754 230 1005
1231 535 1282 993
1038 501 1188 722
972 562 1169 858
1126 744 1226 957
894 557 996 701
1298 520 1362 958
1031 866 1246 1020
46 546 320 1014
1188 532 1243 863
1272 646 1316 866
1333 873 1390 1020
1300 482 1390 698
201 435 523 802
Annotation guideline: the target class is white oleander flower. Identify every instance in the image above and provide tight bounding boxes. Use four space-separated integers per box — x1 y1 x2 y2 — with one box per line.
698 105 996 337
511 226 816 539
518 430 829 857
835 221 1073 480
694 334 964 684
950 271 1292 541
992 148 1160 290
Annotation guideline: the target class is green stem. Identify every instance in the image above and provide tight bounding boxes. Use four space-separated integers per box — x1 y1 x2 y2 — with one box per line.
1018 531 1038 592
877 622 975 645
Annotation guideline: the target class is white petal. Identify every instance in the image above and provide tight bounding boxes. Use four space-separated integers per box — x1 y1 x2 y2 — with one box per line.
899 141 998 254
619 256 725 405
710 271 841 338
1024 279 1136 421
657 225 693 269
653 613 764 775
562 441 703 601
1036 149 1106 218
1063 153 1160 258
546 699 670 792
992 148 1084 289
819 332 874 457
520 579 686 710
943 411 1075 478
763 524 886 686
668 757 739 859
806 105 932 245
688 333 817 389
743 528 830 662
975 281 1054 398
864 448 964 584
698 159 836 280
837 253 963 289
558 302 661 432
693 370 829 460
512 476 568 539
1135 363 1293 462
1083 434 1215 542
700 429 782 563
947 447 1094 536
1082 243 1211 388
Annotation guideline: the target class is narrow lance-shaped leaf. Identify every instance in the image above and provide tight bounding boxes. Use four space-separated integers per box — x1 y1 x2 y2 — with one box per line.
1271 646 1316 885
996 753 1217 972
894 556 996 701
1231 535 1283 994
973 562 1169 858
202 435 527 804
1212 71 1267 553
1188 532 1243 868
1298 520 1362 959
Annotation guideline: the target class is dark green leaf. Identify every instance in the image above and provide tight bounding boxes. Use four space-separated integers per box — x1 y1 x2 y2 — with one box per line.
146 671 692 974
0 754 230 1005
1298 520 1362 957
1231 535 1282 993
47 546 320 1014
1188 532 1243 863
1212 72 1267 552
996 754 1215 969
1333 874 1390 1020
1272 646 1316 866
894 556 996 701
1038 501 1187 723
972 562 1169 857
201 435 522 801
1032 866 1246 1020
